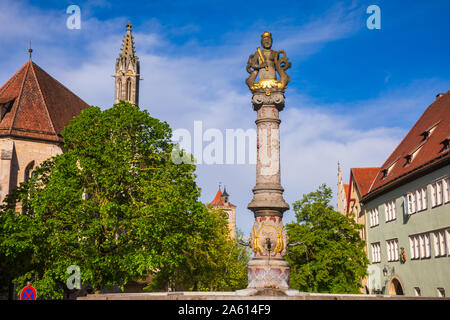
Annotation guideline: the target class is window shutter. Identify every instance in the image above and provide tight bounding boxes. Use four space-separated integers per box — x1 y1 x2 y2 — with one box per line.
404 195 409 216
422 187 428 210
433 232 440 257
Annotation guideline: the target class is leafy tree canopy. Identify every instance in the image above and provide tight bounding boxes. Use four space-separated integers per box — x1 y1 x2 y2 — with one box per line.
146 208 250 292
285 184 368 294
0 102 248 299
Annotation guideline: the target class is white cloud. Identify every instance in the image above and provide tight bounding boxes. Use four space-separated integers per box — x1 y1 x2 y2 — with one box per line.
0 0 444 237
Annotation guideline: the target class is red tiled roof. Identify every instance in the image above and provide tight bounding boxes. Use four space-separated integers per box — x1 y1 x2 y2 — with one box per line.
209 188 224 206
344 184 350 200
0 61 89 142
208 188 236 208
366 91 450 197
352 167 380 197
346 167 379 214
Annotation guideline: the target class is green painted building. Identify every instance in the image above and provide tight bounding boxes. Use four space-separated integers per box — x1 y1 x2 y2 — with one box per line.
362 91 450 297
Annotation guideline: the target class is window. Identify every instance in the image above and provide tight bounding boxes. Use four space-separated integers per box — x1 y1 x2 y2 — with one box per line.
410 233 431 259
1 99 14 121
425 233 431 258
405 186 427 214
117 79 122 99
430 178 447 207
437 288 446 298
24 160 35 182
421 123 438 141
404 155 412 166
433 230 448 257
126 78 132 101
440 138 449 153
437 180 443 205
385 199 396 222
447 229 450 256
431 183 436 207
414 287 421 297
422 187 428 210
386 239 399 262
444 177 450 204
409 237 415 259
369 207 379 227
371 243 381 263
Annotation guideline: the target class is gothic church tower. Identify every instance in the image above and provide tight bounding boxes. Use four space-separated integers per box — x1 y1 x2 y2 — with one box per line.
114 22 140 106
337 162 349 215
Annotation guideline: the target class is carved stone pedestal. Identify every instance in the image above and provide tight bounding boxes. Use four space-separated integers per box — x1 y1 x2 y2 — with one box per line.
248 258 290 290
247 90 290 290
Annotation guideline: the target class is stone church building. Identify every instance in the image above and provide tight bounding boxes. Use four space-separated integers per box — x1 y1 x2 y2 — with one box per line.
0 61 89 204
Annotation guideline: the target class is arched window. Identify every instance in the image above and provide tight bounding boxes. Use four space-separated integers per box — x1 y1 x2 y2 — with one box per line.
117 79 122 100
126 78 132 101
22 160 35 216
24 160 35 182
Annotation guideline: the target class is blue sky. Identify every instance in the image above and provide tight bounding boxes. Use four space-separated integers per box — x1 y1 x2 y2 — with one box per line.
0 0 449 235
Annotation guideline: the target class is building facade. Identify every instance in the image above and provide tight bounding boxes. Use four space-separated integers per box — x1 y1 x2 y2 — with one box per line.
338 165 379 293
363 91 450 297
0 61 88 204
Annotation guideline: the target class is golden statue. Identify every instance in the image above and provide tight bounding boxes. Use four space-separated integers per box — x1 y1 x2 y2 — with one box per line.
246 31 291 92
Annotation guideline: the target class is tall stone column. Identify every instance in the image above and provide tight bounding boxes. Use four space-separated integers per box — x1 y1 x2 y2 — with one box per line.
247 90 290 289
245 31 292 290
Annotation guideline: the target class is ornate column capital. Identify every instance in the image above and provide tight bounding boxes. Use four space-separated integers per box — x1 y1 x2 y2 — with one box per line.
251 90 285 111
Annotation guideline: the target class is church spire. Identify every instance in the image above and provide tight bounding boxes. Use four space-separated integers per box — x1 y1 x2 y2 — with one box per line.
114 22 140 106
337 162 348 215
121 22 136 57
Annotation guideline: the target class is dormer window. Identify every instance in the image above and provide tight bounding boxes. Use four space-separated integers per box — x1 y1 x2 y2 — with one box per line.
421 122 439 141
381 160 397 179
404 155 412 166
0 99 14 121
440 138 449 153
404 144 424 167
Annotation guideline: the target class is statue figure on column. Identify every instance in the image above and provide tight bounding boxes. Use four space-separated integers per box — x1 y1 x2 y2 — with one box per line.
244 31 293 291
245 31 291 93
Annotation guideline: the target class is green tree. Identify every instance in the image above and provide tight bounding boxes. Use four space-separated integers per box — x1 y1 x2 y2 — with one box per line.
0 101 242 299
285 184 368 294
146 208 250 292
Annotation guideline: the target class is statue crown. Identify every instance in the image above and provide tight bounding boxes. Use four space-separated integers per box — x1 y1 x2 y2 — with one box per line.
261 31 272 38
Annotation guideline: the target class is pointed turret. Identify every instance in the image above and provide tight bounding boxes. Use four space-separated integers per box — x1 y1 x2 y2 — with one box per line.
114 22 140 106
337 162 349 215
121 22 136 57
208 185 236 238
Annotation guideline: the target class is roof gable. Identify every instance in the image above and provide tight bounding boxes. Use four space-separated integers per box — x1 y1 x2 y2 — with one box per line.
210 188 224 206
346 167 379 213
0 61 89 142
352 167 380 197
367 91 450 195
208 188 236 208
